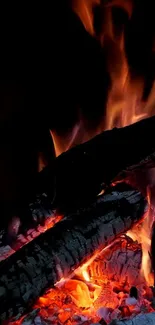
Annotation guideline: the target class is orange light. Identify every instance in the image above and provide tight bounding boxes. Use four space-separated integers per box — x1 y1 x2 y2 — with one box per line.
71 0 100 36
140 188 154 286
128 187 154 287
9 1 155 323
51 1 155 157
63 279 93 308
82 269 91 282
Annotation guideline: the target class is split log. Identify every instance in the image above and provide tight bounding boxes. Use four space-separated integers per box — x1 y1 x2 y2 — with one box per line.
88 235 142 288
109 312 155 324
0 183 147 322
34 115 155 210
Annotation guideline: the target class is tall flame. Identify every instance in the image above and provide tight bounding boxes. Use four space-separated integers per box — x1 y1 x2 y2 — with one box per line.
127 187 154 287
51 0 155 156
51 0 155 288
101 1 154 130
141 188 154 286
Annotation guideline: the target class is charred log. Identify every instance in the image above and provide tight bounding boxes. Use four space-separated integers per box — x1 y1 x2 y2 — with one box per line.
0 184 146 322
88 235 142 289
35 115 155 211
0 192 56 249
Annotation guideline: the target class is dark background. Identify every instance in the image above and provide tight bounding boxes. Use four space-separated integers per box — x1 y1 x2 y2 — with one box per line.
0 1 155 225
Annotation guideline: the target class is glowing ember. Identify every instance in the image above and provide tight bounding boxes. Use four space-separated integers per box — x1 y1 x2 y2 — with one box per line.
0 213 63 261
8 236 155 325
46 4 155 319
4 1 155 324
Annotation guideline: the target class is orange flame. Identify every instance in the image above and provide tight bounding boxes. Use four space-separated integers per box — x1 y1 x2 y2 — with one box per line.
71 0 100 36
51 0 155 156
141 188 154 286
127 187 154 287
63 279 93 308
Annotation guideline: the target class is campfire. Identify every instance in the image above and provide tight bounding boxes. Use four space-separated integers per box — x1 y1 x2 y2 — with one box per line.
1 0 155 325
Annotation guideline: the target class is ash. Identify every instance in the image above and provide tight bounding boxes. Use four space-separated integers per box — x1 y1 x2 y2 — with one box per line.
8 236 155 325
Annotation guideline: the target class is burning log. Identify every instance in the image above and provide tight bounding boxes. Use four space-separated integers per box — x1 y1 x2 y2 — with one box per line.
6 234 153 325
0 183 146 322
0 192 59 253
88 235 142 290
36 115 155 210
109 312 155 324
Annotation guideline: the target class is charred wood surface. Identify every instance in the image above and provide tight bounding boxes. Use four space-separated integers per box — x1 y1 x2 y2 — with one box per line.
0 184 147 322
0 211 62 262
88 235 142 289
0 192 57 249
36 116 155 210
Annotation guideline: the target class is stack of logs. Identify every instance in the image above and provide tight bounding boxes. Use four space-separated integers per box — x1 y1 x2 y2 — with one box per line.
1 116 155 323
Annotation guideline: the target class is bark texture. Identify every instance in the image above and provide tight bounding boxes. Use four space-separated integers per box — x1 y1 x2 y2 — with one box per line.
0 184 146 322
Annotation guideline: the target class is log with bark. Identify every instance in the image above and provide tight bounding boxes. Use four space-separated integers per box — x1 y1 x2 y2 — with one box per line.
0 183 147 322
34 115 155 211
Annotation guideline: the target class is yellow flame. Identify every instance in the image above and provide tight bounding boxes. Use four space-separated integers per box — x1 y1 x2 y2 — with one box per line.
82 269 91 282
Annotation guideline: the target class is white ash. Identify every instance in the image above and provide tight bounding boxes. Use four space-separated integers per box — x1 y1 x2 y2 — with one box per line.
34 316 42 325
96 307 114 323
125 297 138 306
12 237 155 325
0 245 15 261
108 311 155 324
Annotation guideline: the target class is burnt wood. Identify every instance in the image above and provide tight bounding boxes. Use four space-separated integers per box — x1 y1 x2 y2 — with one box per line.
0 183 146 322
36 115 155 210
88 235 142 290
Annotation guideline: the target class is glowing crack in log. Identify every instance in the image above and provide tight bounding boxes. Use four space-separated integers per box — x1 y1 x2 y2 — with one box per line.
0 183 147 322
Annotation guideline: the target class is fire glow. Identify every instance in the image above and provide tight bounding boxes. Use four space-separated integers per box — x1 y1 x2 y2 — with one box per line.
11 233 155 325
51 0 155 157
6 1 155 324
127 188 154 288
36 223 155 323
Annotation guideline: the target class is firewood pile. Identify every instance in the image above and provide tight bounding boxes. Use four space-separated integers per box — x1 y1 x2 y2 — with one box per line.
2 117 155 324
